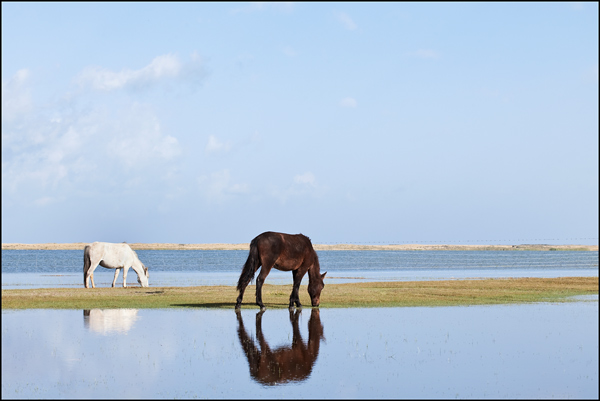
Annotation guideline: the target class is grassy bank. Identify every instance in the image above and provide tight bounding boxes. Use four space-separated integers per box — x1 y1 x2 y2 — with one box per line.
2 277 597 310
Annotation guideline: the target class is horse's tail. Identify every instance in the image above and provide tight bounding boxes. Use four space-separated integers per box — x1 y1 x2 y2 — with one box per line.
237 238 260 292
83 245 91 285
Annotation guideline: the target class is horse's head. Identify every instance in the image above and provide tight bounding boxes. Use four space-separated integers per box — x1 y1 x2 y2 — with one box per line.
137 264 149 287
308 272 326 307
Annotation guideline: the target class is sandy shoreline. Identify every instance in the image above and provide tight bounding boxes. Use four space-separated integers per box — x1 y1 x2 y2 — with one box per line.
1 243 597 251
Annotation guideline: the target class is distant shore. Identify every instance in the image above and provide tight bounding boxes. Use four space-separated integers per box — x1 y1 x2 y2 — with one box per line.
2 243 597 251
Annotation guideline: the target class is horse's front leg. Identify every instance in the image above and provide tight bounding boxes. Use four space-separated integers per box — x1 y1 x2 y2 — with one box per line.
290 269 306 308
122 266 130 288
290 308 303 347
112 268 121 287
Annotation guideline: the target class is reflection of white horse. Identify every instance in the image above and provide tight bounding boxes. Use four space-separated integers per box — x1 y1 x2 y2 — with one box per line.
83 309 139 335
83 242 149 288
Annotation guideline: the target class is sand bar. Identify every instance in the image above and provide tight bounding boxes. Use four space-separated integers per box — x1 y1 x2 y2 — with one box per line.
2 243 597 251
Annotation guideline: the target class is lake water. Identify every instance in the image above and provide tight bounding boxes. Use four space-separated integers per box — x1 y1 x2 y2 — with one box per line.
2 250 598 289
2 250 598 398
2 302 598 399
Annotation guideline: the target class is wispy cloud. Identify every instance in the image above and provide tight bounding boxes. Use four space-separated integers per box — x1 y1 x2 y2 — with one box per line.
106 104 182 168
197 169 249 202
2 69 32 122
294 172 316 186
2 98 182 204
74 53 206 91
33 196 63 207
408 49 441 60
271 172 324 203
206 135 233 154
340 97 357 108
2 55 198 205
335 11 357 30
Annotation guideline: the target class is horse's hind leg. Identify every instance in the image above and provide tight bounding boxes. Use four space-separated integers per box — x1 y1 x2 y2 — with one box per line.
85 260 100 289
255 264 273 310
111 268 121 287
255 309 269 352
236 286 247 309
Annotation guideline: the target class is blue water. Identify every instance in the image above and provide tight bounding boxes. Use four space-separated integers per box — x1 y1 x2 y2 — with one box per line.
2 303 598 398
2 250 599 398
2 249 598 289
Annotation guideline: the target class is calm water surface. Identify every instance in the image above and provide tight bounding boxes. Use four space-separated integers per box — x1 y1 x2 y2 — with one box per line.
3 250 598 398
2 250 598 289
2 302 598 399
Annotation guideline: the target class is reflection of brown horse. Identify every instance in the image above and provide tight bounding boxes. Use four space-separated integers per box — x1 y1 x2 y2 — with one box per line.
236 308 325 385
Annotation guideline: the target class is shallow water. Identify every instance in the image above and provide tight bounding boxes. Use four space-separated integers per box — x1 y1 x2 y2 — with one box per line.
2 250 598 289
2 302 598 399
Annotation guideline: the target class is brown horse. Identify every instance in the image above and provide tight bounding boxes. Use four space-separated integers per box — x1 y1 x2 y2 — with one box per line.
235 231 326 309
236 308 324 385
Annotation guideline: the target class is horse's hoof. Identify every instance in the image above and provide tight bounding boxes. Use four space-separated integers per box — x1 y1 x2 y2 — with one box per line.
235 304 241 310
260 306 266 311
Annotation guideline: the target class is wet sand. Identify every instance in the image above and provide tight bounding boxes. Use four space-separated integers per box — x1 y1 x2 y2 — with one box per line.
1 242 597 251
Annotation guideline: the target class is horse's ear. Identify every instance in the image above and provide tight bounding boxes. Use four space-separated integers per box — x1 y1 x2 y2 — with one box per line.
321 272 327 279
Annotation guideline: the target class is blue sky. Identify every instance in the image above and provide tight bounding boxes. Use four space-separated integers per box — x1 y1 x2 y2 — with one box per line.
2 2 598 245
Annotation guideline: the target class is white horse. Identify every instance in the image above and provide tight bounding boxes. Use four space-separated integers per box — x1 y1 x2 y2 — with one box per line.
83 242 149 288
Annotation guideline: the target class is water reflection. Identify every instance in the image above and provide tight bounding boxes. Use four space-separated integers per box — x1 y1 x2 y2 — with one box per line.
83 309 139 335
2 304 598 398
236 308 325 386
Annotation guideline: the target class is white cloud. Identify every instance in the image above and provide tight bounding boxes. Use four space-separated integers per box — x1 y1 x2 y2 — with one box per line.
197 169 249 202
2 54 198 210
294 172 316 186
2 101 182 203
272 172 324 203
335 11 357 30
2 69 32 122
340 97 357 108
104 104 181 168
74 53 205 91
206 135 233 154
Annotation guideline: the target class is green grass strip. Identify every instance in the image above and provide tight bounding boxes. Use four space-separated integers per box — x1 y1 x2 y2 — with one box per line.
2 277 597 310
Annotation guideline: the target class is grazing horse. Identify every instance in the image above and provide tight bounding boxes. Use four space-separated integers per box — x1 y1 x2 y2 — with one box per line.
236 308 325 385
83 242 149 288
236 231 326 309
